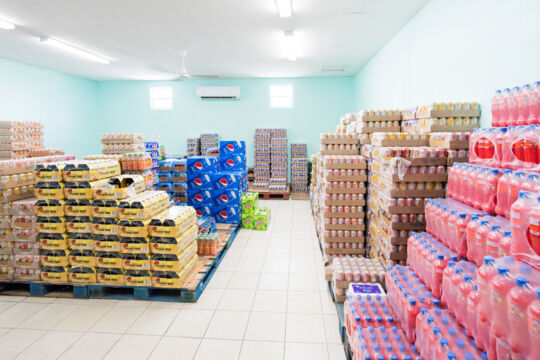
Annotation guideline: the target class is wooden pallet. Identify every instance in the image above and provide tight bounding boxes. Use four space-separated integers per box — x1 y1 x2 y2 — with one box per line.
290 191 309 200
249 185 290 200
0 225 241 303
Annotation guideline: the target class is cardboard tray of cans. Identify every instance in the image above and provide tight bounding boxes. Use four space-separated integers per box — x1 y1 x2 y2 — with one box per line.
416 122 478 133
324 162 367 170
447 157 469 166
325 186 367 194
320 138 360 145
359 114 402 122
370 154 447 167
415 108 481 119
429 138 470 149
0 173 35 190
325 174 367 182
371 138 429 147
320 149 358 155
323 236 364 243
380 173 447 183
324 223 365 231
361 126 401 134
324 199 365 206
368 222 409 246
379 213 425 231
324 248 365 255
323 211 365 219
367 195 425 215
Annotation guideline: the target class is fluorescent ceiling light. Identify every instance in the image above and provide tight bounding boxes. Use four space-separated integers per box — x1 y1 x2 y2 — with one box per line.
0 18 15 30
284 31 296 61
40 37 110 64
276 0 292 17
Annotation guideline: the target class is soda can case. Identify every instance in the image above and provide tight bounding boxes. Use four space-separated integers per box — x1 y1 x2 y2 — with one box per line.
193 204 213 217
219 141 246 155
187 174 213 190
213 204 240 224
213 188 241 206
212 172 242 190
219 155 246 171
186 156 218 176
187 189 213 206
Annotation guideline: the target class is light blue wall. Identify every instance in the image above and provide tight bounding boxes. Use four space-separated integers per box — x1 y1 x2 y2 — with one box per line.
0 58 99 157
97 77 354 164
354 0 540 127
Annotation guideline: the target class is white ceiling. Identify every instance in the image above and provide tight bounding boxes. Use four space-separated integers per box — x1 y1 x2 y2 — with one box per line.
0 0 429 80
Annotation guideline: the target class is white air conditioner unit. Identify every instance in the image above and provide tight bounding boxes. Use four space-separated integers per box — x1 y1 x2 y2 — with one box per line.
196 86 240 99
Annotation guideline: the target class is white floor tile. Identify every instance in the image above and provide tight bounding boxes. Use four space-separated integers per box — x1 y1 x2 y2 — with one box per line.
252 290 288 313
148 301 184 309
241 247 267 259
166 309 214 338
290 259 317 274
320 291 338 315
265 247 290 260
0 300 16 313
220 256 240 271
127 308 179 335
194 338 242 360
217 289 255 311
21 297 56 304
0 295 26 302
289 273 320 291
207 271 233 289
239 340 284 360
0 328 44 359
262 259 289 273
324 314 343 344
103 334 160 360
18 303 78 330
235 258 264 272
227 271 260 289
328 344 347 360
15 330 82 360
59 332 121 360
287 291 323 314
286 313 327 343
285 342 329 360
244 311 286 342
0 303 47 328
205 310 249 340
184 288 224 310
54 305 110 332
148 336 200 360
258 272 288 290
90 305 145 333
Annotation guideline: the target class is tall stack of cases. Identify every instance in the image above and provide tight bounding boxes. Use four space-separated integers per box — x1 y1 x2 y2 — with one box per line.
253 129 271 191
186 138 200 157
34 159 122 284
158 159 187 205
187 140 248 224
0 155 73 282
270 129 288 191
145 141 160 188
0 121 45 159
290 143 308 193
119 152 154 190
200 134 219 155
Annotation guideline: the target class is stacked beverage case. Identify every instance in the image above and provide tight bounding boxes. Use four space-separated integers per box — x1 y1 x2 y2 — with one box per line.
0 121 44 159
253 128 271 190
0 155 73 282
253 128 288 192
199 133 219 155
290 143 309 193
186 138 200 157
101 133 146 155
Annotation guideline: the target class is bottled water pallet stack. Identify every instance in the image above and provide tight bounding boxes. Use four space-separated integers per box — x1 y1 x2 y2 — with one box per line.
270 131 288 192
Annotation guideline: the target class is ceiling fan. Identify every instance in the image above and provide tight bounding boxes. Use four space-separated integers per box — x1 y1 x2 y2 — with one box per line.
173 50 221 80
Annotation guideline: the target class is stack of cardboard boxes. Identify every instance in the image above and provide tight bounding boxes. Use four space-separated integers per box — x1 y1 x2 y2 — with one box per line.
0 155 73 282
290 143 308 193
200 133 219 155
101 133 145 155
187 141 247 224
270 130 288 191
186 138 200 157
158 159 188 205
0 121 44 159
253 129 271 191
240 192 271 231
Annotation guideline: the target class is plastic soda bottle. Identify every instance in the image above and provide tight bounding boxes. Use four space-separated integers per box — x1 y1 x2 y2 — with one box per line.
527 81 540 125
527 289 540 357
466 285 480 338
481 169 501 214
508 86 520 126
517 84 531 126
500 88 511 126
475 220 491 266
507 172 526 218
499 231 512 257
495 169 513 216
486 225 502 258
491 266 514 338
492 90 502 127
508 276 536 357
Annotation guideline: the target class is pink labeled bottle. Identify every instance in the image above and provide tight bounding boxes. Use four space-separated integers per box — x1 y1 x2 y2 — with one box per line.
527 289 540 357
508 276 536 357
481 169 501 214
528 196 540 257
499 230 512 257
456 275 475 325
486 225 502 258
473 168 488 209
492 90 502 127
441 261 456 306
495 127 507 166
495 169 513 217
500 88 511 126
507 171 526 218
405 298 419 343
432 254 447 299
447 167 455 199
475 220 491 266
465 166 477 207
466 215 481 261
458 165 471 204
447 210 458 248
508 86 521 126
465 285 480 338
511 191 533 256
491 266 515 338
476 256 497 351
527 81 540 125
517 84 531 126
448 268 464 316
455 213 469 256
452 163 465 201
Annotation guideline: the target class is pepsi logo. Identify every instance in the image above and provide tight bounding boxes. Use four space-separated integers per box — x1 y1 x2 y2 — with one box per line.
220 194 229 202
226 144 235 151
194 178 203 186
219 178 228 186
226 159 235 166
196 210 202 216
194 194 203 202
219 210 228 219
194 162 203 170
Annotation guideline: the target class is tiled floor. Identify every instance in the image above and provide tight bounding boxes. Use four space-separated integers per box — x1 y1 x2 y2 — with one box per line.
0 200 346 360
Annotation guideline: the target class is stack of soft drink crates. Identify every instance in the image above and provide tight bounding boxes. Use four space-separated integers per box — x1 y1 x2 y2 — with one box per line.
186 138 200 157
145 141 160 188
269 129 288 192
290 143 308 193
253 129 271 191
158 159 187 205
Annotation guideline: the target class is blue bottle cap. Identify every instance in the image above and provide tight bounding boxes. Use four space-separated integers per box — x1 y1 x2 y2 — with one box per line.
388 316 394 323
440 338 448 347
457 339 465 349
465 353 474 360
378 355 385 360
483 256 494 265
447 352 456 360
516 276 529 286
433 299 441 307
386 343 392 351
448 327 457 337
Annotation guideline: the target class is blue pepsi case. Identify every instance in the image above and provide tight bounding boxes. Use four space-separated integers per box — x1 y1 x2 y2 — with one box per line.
219 141 246 155
193 204 213 217
187 189 213 206
212 171 242 190
213 188 241 206
187 156 218 176
219 155 246 171
213 204 240 224
187 173 213 190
